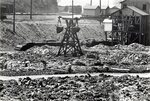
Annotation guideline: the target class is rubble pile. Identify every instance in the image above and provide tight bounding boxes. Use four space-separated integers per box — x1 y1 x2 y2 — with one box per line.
0 74 150 101
111 43 149 51
0 42 150 75
89 43 150 66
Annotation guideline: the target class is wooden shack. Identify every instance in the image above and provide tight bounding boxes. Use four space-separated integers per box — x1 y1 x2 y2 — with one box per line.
82 6 101 17
106 6 119 16
0 2 13 14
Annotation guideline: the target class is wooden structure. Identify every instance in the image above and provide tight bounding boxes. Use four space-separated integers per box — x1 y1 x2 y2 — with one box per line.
0 6 7 21
106 6 119 16
119 0 150 45
82 6 101 17
0 2 13 14
57 17 83 56
110 6 149 45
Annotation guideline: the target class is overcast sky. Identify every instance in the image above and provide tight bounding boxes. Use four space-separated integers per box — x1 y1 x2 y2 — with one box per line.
58 0 123 8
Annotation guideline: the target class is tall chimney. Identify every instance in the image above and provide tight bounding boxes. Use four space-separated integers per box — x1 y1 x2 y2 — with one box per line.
90 0 92 6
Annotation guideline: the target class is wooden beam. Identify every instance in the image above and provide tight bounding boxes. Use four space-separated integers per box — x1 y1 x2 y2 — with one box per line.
105 32 107 41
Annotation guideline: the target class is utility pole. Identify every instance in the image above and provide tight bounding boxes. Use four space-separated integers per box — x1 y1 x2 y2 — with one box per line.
90 0 92 6
72 0 74 19
107 0 109 7
100 0 101 10
13 0 16 32
30 0 33 20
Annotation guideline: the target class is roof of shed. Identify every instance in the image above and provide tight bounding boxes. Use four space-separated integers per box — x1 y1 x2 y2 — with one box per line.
111 6 119 9
111 6 149 16
127 6 149 16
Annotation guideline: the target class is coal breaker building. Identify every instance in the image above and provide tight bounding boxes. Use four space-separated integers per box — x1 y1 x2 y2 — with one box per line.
111 0 150 45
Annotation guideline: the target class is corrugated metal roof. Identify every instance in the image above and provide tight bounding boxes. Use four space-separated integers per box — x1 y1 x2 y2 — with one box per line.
127 6 149 16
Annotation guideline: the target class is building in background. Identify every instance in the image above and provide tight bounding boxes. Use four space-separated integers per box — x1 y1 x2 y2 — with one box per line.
106 6 119 16
82 6 101 17
58 5 82 14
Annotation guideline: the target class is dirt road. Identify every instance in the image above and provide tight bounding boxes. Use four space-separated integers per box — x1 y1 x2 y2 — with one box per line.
0 73 150 80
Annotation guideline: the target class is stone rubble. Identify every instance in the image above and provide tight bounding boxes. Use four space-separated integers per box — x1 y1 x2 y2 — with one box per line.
0 74 150 101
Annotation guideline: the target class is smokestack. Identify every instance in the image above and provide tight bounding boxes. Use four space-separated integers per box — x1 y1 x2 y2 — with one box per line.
90 0 92 6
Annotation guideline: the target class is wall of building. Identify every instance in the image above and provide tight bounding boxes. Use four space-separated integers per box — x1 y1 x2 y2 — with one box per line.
0 4 13 14
95 7 101 16
147 16 150 45
101 9 106 16
83 9 96 16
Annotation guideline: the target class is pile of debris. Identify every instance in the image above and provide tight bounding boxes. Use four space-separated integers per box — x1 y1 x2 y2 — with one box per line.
0 43 150 76
88 43 150 65
0 74 150 101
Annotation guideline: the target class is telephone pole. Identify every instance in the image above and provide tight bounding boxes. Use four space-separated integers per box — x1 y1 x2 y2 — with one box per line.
100 0 101 10
72 0 74 18
13 0 16 32
107 0 109 7
30 0 33 20
90 0 92 6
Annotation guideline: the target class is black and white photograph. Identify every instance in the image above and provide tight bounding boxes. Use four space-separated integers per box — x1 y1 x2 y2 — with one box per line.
0 0 150 100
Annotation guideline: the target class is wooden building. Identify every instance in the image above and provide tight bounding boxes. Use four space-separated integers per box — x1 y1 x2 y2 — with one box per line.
110 0 150 45
82 6 101 17
0 2 13 14
62 6 82 14
106 6 119 16
82 5 109 17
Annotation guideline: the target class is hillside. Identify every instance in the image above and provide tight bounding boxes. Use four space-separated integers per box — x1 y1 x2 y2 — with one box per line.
0 20 104 50
0 0 58 13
